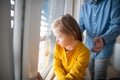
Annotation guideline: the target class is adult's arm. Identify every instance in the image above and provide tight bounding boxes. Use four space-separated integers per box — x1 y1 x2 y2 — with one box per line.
100 0 120 44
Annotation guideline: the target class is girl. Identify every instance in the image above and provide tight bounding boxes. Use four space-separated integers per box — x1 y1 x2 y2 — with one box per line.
51 14 90 80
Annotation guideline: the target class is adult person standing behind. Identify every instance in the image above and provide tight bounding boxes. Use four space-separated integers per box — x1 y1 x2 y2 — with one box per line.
79 0 120 80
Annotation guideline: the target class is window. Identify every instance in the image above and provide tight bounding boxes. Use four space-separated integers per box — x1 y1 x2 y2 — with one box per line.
10 0 15 29
38 0 65 77
38 0 50 74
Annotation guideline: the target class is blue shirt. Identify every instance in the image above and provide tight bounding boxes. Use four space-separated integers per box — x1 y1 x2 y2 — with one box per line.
79 0 120 58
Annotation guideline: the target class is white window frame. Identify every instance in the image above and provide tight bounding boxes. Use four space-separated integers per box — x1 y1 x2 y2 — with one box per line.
22 0 42 79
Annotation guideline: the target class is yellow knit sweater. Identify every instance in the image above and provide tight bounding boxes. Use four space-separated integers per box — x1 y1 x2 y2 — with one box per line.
53 41 90 80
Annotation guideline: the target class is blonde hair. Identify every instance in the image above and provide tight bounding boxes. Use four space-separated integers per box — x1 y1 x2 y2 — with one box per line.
51 14 82 41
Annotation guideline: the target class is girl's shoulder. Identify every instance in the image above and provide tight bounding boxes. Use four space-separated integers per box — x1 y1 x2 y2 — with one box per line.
77 41 90 53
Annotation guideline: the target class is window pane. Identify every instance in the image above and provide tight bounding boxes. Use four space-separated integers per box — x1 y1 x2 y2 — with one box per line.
10 0 15 29
38 0 65 75
38 0 50 74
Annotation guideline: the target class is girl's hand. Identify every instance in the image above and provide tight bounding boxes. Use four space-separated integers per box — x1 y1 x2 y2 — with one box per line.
36 72 43 80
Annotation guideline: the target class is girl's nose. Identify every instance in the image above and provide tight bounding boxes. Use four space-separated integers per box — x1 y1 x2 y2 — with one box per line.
56 38 58 42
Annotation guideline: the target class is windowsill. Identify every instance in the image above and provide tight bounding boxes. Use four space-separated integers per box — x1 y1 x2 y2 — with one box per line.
41 62 53 79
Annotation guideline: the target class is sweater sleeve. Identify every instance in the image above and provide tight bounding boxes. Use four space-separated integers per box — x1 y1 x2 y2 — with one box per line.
53 44 66 79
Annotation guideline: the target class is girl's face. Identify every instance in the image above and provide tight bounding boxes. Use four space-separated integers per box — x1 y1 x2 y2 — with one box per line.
52 27 74 48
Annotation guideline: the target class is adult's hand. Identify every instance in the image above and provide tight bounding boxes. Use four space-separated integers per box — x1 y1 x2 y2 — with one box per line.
92 37 104 53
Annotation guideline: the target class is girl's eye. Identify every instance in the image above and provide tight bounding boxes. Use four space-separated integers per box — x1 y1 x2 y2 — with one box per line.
57 36 62 39
56 37 60 40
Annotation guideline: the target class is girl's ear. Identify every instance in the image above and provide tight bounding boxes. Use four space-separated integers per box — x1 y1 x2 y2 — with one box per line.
73 31 76 35
70 33 75 40
71 31 77 40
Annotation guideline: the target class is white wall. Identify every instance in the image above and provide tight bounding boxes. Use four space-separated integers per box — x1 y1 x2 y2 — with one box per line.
0 0 14 80
73 0 85 22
